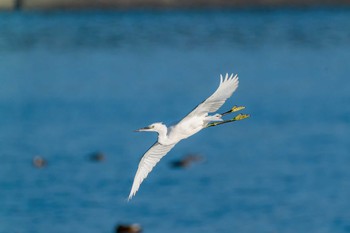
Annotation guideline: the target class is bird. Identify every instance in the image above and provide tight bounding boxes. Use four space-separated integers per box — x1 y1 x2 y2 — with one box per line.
32 156 47 168
170 153 204 169
89 151 105 162
128 73 249 200
116 224 142 233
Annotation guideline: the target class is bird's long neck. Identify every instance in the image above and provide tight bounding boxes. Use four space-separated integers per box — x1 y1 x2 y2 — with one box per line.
157 124 168 144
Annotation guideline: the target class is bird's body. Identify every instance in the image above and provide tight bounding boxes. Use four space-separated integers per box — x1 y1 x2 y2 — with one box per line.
167 116 206 143
128 73 249 200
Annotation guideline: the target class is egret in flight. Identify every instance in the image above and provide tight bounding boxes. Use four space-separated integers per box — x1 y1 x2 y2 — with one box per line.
128 73 249 200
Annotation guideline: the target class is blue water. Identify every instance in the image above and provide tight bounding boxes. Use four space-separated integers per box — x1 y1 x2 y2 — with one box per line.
1 9 350 233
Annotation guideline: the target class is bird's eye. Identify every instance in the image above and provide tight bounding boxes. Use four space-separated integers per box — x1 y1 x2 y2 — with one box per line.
151 125 155 128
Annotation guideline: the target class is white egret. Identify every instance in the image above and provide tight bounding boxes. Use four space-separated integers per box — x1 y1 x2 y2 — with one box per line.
128 73 249 200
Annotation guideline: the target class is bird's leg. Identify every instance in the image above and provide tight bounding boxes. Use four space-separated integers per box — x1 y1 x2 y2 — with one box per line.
220 105 245 116
206 113 250 128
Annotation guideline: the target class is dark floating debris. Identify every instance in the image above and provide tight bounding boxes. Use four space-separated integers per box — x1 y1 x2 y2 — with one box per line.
32 156 47 168
89 151 105 162
170 154 204 168
116 224 142 233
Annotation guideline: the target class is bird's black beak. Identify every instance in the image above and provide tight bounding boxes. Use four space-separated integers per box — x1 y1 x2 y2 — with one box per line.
134 126 151 132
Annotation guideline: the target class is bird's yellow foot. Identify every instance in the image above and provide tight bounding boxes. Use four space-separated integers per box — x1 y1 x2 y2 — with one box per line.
221 105 245 116
232 113 250 121
206 113 250 128
231 106 245 112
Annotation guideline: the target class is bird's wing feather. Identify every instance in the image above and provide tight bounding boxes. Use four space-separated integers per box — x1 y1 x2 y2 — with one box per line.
128 142 176 200
180 73 239 121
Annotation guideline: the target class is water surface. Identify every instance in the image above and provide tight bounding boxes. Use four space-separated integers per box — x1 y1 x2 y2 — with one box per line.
0 9 350 233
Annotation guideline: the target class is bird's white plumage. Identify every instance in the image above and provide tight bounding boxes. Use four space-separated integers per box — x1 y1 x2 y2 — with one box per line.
128 73 239 200
128 142 175 200
181 74 239 120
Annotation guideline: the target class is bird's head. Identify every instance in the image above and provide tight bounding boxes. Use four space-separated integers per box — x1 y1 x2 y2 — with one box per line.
135 122 166 133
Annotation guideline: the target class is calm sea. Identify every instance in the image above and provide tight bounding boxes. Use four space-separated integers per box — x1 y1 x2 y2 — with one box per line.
0 8 350 233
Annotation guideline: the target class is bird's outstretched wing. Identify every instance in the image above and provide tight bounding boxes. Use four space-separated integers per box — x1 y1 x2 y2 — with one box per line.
128 142 176 200
181 73 239 121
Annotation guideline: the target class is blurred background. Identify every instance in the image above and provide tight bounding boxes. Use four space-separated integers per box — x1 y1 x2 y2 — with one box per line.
1 2 350 233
